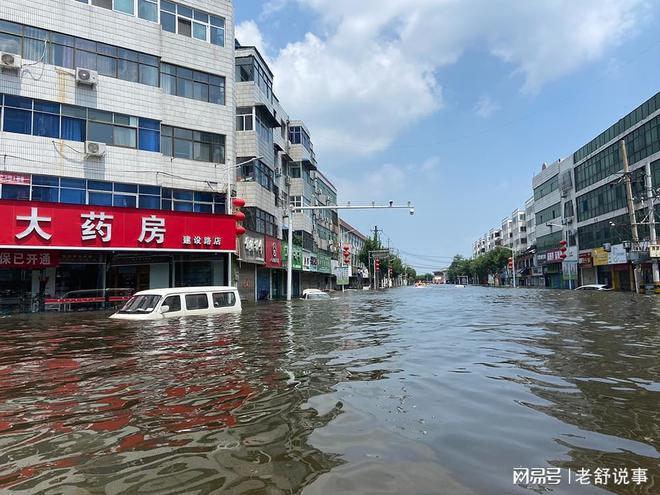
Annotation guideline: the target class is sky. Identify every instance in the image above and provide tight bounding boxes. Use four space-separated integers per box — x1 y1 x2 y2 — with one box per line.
233 0 660 273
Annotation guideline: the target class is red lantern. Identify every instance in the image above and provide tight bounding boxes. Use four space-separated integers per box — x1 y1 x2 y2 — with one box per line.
233 197 247 237
375 258 380 272
559 239 567 259
343 244 351 264
508 257 513 269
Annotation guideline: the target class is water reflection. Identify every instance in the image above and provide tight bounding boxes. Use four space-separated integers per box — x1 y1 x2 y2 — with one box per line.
0 288 658 494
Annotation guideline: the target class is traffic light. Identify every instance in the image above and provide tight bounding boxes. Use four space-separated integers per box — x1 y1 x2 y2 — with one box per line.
375 258 380 272
508 257 513 269
232 197 247 237
559 240 567 260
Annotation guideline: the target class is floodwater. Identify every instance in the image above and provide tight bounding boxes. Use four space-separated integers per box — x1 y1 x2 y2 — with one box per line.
0 287 659 495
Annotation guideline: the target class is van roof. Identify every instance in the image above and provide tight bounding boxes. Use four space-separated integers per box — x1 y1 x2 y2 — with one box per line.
132 286 238 296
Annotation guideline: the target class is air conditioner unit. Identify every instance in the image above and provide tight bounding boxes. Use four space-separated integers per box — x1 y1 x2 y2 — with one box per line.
76 67 98 86
562 216 574 225
284 177 291 186
275 168 282 177
85 141 106 157
0 52 21 70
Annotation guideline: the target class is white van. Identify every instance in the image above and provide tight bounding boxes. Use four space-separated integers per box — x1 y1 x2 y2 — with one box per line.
110 286 241 320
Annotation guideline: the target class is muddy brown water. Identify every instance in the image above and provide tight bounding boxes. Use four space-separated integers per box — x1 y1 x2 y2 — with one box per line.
0 286 658 494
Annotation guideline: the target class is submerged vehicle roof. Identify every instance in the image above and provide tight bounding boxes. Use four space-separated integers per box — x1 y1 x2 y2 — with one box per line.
130 286 238 297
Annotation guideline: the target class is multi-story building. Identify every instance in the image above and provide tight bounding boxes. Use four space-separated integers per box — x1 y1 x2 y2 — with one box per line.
234 43 285 301
311 170 337 289
510 208 527 252
0 0 236 312
487 228 502 252
572 92 660 291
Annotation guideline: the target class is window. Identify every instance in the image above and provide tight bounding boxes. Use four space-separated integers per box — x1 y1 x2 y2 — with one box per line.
162 295 181 312
244 208 276 237
239 160 273 192
158 1 224 46
160 63 225 105
113 0 134 15
185 294 209 310
535 203 561 226
212 292 235 307
235 56 272 101
236 107 253 131
289 166 301 179
0 171 225 213
161 125 225 163
138 0 158 22
533 176 559 200
289 126 312 151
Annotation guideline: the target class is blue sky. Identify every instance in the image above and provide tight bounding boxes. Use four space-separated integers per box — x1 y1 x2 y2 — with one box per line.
234 0 660 273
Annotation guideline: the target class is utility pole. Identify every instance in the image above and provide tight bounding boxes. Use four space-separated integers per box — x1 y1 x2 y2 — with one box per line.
620 140 641 294
645 161 660 290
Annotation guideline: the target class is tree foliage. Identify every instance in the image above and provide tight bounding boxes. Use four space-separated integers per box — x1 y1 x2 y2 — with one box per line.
446 247 511 284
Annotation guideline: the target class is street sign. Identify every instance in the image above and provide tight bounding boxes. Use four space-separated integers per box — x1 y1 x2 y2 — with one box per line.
650 244 660 258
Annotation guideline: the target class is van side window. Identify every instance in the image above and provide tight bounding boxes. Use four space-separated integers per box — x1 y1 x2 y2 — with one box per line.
212 292 236 307
162 295 181 312
186 293 209 310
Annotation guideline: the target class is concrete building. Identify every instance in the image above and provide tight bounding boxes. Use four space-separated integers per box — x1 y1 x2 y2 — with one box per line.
0 0 236 312
572 92 660 291
234 43 285 301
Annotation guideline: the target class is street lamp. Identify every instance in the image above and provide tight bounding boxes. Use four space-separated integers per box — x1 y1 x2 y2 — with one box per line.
547 221 574 290
499 244 517 288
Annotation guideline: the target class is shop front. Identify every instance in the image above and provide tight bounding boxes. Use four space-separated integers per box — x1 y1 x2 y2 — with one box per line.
0 200 237 313
542 249 563 289
579 252 595 285
264 236 283 299
238 231 265 302
318 253 333 290
301 249 316 291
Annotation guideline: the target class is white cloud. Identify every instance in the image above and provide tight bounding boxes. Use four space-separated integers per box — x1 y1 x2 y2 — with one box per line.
235 20 270 55
246 0 647 158
334 156 440 203
474 95 498 119
260 0 290 19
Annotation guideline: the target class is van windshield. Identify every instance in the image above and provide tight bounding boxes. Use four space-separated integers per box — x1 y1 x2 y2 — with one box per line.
119 295 162 314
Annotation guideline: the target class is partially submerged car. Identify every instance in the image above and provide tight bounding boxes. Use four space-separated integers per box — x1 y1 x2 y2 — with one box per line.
110 286 241 320
301 289 331 300
575 284 612 291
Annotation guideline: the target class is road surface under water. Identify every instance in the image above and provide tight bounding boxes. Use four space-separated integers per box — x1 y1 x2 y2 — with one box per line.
0 286 659 494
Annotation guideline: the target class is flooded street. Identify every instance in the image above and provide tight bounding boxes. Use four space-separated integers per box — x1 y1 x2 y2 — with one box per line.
0 286 659 494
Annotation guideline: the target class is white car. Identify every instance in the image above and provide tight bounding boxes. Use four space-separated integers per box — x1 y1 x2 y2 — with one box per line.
575 284 612 291
110 286 241 320
301 289 331 300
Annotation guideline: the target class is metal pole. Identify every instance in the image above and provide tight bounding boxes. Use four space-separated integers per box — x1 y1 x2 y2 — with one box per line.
620 140 641 293
286 210 293 301
227 164 232 287
646 161 660 289
512 248 517 288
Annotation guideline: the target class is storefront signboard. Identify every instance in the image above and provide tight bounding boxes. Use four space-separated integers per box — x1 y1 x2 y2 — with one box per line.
309 255 319 272
578 252 593 268
282 244 302 270
0 200 237 252
239 231 265 264
608 244 627 265
592 247 609 266
334 265 350 285
649 244 660 258
562 260 578 281
0 250 59 268
264 236 282 268
0 172 30 185
317 254 332 274
302 250 312 271
545 249 563 263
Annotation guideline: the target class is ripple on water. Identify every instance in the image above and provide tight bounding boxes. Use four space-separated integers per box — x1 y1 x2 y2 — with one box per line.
0 287 658 494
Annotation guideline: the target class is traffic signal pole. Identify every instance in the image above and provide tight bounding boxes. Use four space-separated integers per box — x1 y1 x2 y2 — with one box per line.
285 202 415 300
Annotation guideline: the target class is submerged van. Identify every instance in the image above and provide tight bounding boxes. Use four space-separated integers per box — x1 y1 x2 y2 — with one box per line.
110 286 241 320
